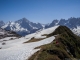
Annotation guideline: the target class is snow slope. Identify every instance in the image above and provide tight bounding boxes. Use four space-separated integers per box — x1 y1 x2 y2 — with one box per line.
25 25 59 39
72 26 80 36
0 36 55 60
0 26 59 60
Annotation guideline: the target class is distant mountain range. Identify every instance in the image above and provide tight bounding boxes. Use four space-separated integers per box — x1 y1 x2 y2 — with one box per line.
0 17 80 36
1 18 44 36
46 17 80 28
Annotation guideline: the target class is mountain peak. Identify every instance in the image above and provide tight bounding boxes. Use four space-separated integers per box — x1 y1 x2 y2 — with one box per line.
15 17 30 24
21 17 29 22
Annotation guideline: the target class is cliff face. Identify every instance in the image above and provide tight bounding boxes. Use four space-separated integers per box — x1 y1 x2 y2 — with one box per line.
28 26 80 60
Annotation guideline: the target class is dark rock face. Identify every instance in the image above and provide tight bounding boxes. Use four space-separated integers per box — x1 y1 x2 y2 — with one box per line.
49 20 59 27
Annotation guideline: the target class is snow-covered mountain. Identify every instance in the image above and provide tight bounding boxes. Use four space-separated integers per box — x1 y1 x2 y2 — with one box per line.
47 17 80 36
2 18 44 36
1 17 80 36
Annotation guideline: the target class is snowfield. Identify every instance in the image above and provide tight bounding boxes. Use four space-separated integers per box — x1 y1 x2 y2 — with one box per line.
0 36 55 60
0 26 59 60
25 25 59 39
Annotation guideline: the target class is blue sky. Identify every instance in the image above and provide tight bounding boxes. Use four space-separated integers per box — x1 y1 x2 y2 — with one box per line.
0 0 80 24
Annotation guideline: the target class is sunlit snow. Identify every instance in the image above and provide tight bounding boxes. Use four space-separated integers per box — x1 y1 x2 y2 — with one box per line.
0 26 59 60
